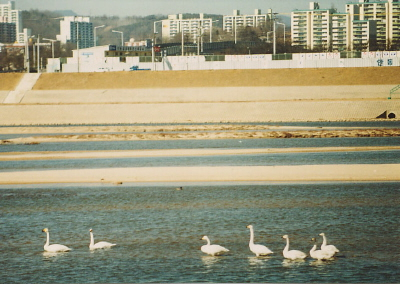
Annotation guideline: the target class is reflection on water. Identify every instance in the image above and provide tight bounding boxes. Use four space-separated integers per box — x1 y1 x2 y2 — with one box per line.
0 182 399 283
42 251 67 259
309 258 337 267
201 255 223 267
248 256 271 266
282 258 306 267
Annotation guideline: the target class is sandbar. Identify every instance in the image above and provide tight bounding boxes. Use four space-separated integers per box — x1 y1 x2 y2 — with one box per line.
0 164 398 185
1 146 400 161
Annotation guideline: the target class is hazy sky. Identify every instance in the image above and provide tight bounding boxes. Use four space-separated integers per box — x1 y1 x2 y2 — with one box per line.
13 0 351 17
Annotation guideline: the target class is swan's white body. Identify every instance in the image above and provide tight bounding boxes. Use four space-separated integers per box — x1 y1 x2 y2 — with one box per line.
42 228 71 252
310 238 335 260
89 229 116 250
200 236 229 256
319 233 339 255
246 225 273 256
282 235 307 260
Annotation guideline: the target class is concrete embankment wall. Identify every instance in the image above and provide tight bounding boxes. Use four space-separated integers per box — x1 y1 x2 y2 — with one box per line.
0 68 399 125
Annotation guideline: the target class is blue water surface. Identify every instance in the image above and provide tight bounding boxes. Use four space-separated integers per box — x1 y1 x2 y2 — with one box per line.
0 182 399 283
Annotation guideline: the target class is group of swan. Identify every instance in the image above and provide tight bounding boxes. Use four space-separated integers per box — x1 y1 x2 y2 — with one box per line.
43 225 338 260
201 225 339 261
42 228 116 252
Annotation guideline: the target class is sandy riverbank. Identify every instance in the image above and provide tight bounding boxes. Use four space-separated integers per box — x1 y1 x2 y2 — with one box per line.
0 164 398 184
1 68 400 124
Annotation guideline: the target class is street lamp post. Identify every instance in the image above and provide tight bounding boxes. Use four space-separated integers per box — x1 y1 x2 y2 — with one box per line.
272 13 278 55
234 18 237 44
37 35 40 73
210 20 218 43
277 22 286 47
43 38 57 58
112 30 124 46
197 26 203 55
153 20 162 40
181 30 184 56
25 34 35 73
273 20 276 55
94 25 105 47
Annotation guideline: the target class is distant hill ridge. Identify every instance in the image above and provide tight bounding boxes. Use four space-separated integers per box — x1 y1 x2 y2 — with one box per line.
53 10 77 16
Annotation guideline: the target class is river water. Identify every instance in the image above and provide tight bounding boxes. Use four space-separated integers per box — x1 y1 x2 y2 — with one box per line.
0 182 399 283
0 123 399 283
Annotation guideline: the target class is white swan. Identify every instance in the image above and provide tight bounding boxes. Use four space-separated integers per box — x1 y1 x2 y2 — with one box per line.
282 235 307 260
246 225 273 256
310 238 335 260
42 228 71 252
319 233 339 255
89 229 116 250
200 236 229 256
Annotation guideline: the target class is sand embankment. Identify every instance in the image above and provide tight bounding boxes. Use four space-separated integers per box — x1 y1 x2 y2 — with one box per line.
31 67 400 89
0 67 399 124
0 73 23 90
1 68 400 91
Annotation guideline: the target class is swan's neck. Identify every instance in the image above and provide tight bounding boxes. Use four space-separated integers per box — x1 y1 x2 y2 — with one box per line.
90 232 94 246
321 235 327 246
284 238 289 252
310 244 316 254
45 231 50 247
249 228 254 245
205 237 211 246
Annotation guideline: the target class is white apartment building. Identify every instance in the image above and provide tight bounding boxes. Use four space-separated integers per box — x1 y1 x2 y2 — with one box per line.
223 9 271 34
346 0 400 48
292 1 397 51
331 13 351 51
291 2 331 50
160 14 213 42
0 1 24 43
56 16 94 49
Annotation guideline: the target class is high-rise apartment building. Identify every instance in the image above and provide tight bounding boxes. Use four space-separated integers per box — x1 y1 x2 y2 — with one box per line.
346 0 400 48
223 9 271 34
0 21 15 43
56 16 94 49
160 14 213 42
292 1 399 51
291 2 331 50
331 12 351 51
0 1 23 43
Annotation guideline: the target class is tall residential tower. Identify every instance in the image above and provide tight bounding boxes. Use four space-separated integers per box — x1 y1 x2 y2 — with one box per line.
160 14 213 43
56 16 94 49
0 1 23 43
291 1 399 51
